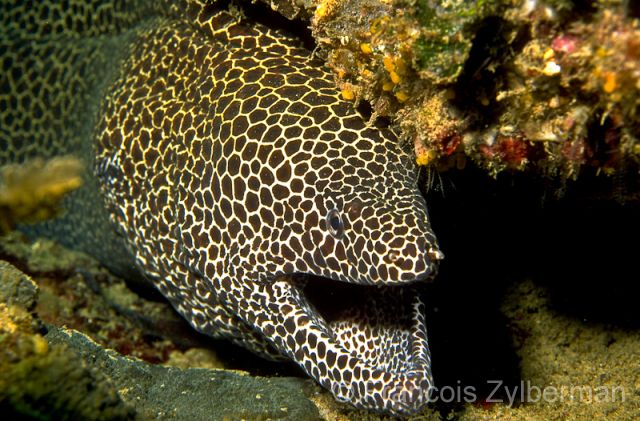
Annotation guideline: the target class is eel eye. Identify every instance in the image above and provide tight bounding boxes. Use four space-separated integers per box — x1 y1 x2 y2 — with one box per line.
326 208 344 239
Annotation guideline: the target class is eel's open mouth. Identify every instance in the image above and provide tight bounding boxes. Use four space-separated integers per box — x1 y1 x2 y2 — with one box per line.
283 275 434 415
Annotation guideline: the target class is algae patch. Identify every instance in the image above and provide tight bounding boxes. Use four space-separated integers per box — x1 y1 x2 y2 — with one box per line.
0 156 83 234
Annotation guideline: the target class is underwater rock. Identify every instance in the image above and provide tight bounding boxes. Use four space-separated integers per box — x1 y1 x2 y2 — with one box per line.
0 260 38 310
45 326 321 420
0 260 138 421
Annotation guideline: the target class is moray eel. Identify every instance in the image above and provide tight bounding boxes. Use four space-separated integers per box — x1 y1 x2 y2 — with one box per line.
1 0 442 415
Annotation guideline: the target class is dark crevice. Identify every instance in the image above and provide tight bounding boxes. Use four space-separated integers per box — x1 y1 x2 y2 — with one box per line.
374 116 393 129
423 161 640 414
561 0 599 20
452 17 530 129
356 100 373 123
628 0 640 18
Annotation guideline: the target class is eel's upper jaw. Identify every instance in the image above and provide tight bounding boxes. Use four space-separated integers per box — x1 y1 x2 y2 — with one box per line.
293 277 435 415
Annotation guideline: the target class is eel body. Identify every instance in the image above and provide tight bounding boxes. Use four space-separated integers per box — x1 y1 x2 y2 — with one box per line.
1 0 442 414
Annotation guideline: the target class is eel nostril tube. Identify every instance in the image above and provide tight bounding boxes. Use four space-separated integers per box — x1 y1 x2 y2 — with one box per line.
427 247 444 261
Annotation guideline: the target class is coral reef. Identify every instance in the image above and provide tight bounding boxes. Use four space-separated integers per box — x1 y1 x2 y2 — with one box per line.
0 156 83 234
261 0 639 189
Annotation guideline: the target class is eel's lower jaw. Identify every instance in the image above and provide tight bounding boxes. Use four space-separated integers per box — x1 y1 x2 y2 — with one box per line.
294 277 435 415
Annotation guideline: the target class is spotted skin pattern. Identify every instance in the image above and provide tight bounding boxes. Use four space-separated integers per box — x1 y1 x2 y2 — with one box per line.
2 0 442 415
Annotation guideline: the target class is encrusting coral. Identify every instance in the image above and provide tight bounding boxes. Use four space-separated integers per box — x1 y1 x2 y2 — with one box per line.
0 156 84 234
257 0 640 189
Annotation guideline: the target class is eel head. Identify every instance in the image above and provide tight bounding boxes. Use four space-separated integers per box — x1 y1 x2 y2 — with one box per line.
225 123 442 415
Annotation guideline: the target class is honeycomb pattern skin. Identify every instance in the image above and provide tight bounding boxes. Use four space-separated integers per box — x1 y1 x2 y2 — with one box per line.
2 0 442 415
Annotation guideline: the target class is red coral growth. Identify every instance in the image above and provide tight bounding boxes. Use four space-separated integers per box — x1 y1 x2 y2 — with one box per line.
551 34 578 55
625 36 640 60
601 127 623 169
494 135 530 168
441 133 462 156
561 138 588 165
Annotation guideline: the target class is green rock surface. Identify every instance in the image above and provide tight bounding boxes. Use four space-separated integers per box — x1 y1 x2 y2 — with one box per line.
412 0 500 82
45 326 320 420
0 260 38 309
